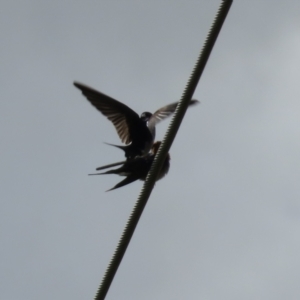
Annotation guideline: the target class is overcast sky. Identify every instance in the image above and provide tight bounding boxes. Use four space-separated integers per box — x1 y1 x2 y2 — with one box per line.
1 1 300 299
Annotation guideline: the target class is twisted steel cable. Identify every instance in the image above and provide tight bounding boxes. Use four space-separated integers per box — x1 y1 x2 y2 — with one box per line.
94 1 233 299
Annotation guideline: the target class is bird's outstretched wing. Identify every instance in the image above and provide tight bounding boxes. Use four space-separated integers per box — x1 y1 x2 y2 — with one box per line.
74 82 142 144
148 99 199 127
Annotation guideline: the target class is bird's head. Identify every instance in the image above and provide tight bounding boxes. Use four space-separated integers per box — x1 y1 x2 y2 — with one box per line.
140 112 152 122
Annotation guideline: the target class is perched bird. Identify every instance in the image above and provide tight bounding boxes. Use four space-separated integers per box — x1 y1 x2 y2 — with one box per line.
89 141 170 191
74 82 198 159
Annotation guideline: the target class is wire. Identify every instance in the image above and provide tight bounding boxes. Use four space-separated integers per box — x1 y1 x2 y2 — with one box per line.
94 1 233 299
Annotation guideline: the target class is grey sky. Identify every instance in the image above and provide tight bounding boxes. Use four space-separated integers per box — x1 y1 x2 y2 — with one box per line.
1 1 300 299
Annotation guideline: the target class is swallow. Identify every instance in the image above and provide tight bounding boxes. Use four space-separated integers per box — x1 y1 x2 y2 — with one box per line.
74 82 198 159
89 141 170 191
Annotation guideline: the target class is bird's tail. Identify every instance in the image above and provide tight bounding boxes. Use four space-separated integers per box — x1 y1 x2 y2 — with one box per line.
104 142 127 152
89 169 117 176
88 160 126 176
95 160 126 171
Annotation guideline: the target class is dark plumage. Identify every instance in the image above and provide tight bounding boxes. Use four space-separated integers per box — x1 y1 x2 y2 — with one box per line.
89 142 170 191
74 82 198 158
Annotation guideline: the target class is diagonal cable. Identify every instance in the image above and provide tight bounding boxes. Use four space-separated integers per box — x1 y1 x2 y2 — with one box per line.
94 1 233 299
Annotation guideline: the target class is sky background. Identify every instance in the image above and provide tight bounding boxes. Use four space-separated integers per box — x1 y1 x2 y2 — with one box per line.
1 1 300 299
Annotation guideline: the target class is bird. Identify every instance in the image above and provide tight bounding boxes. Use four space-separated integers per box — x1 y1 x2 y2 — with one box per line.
89 141 170 191
74 82 198 159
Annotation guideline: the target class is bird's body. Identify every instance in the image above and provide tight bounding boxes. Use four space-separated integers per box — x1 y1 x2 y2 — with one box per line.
74 82 198 159
89 141 170 191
